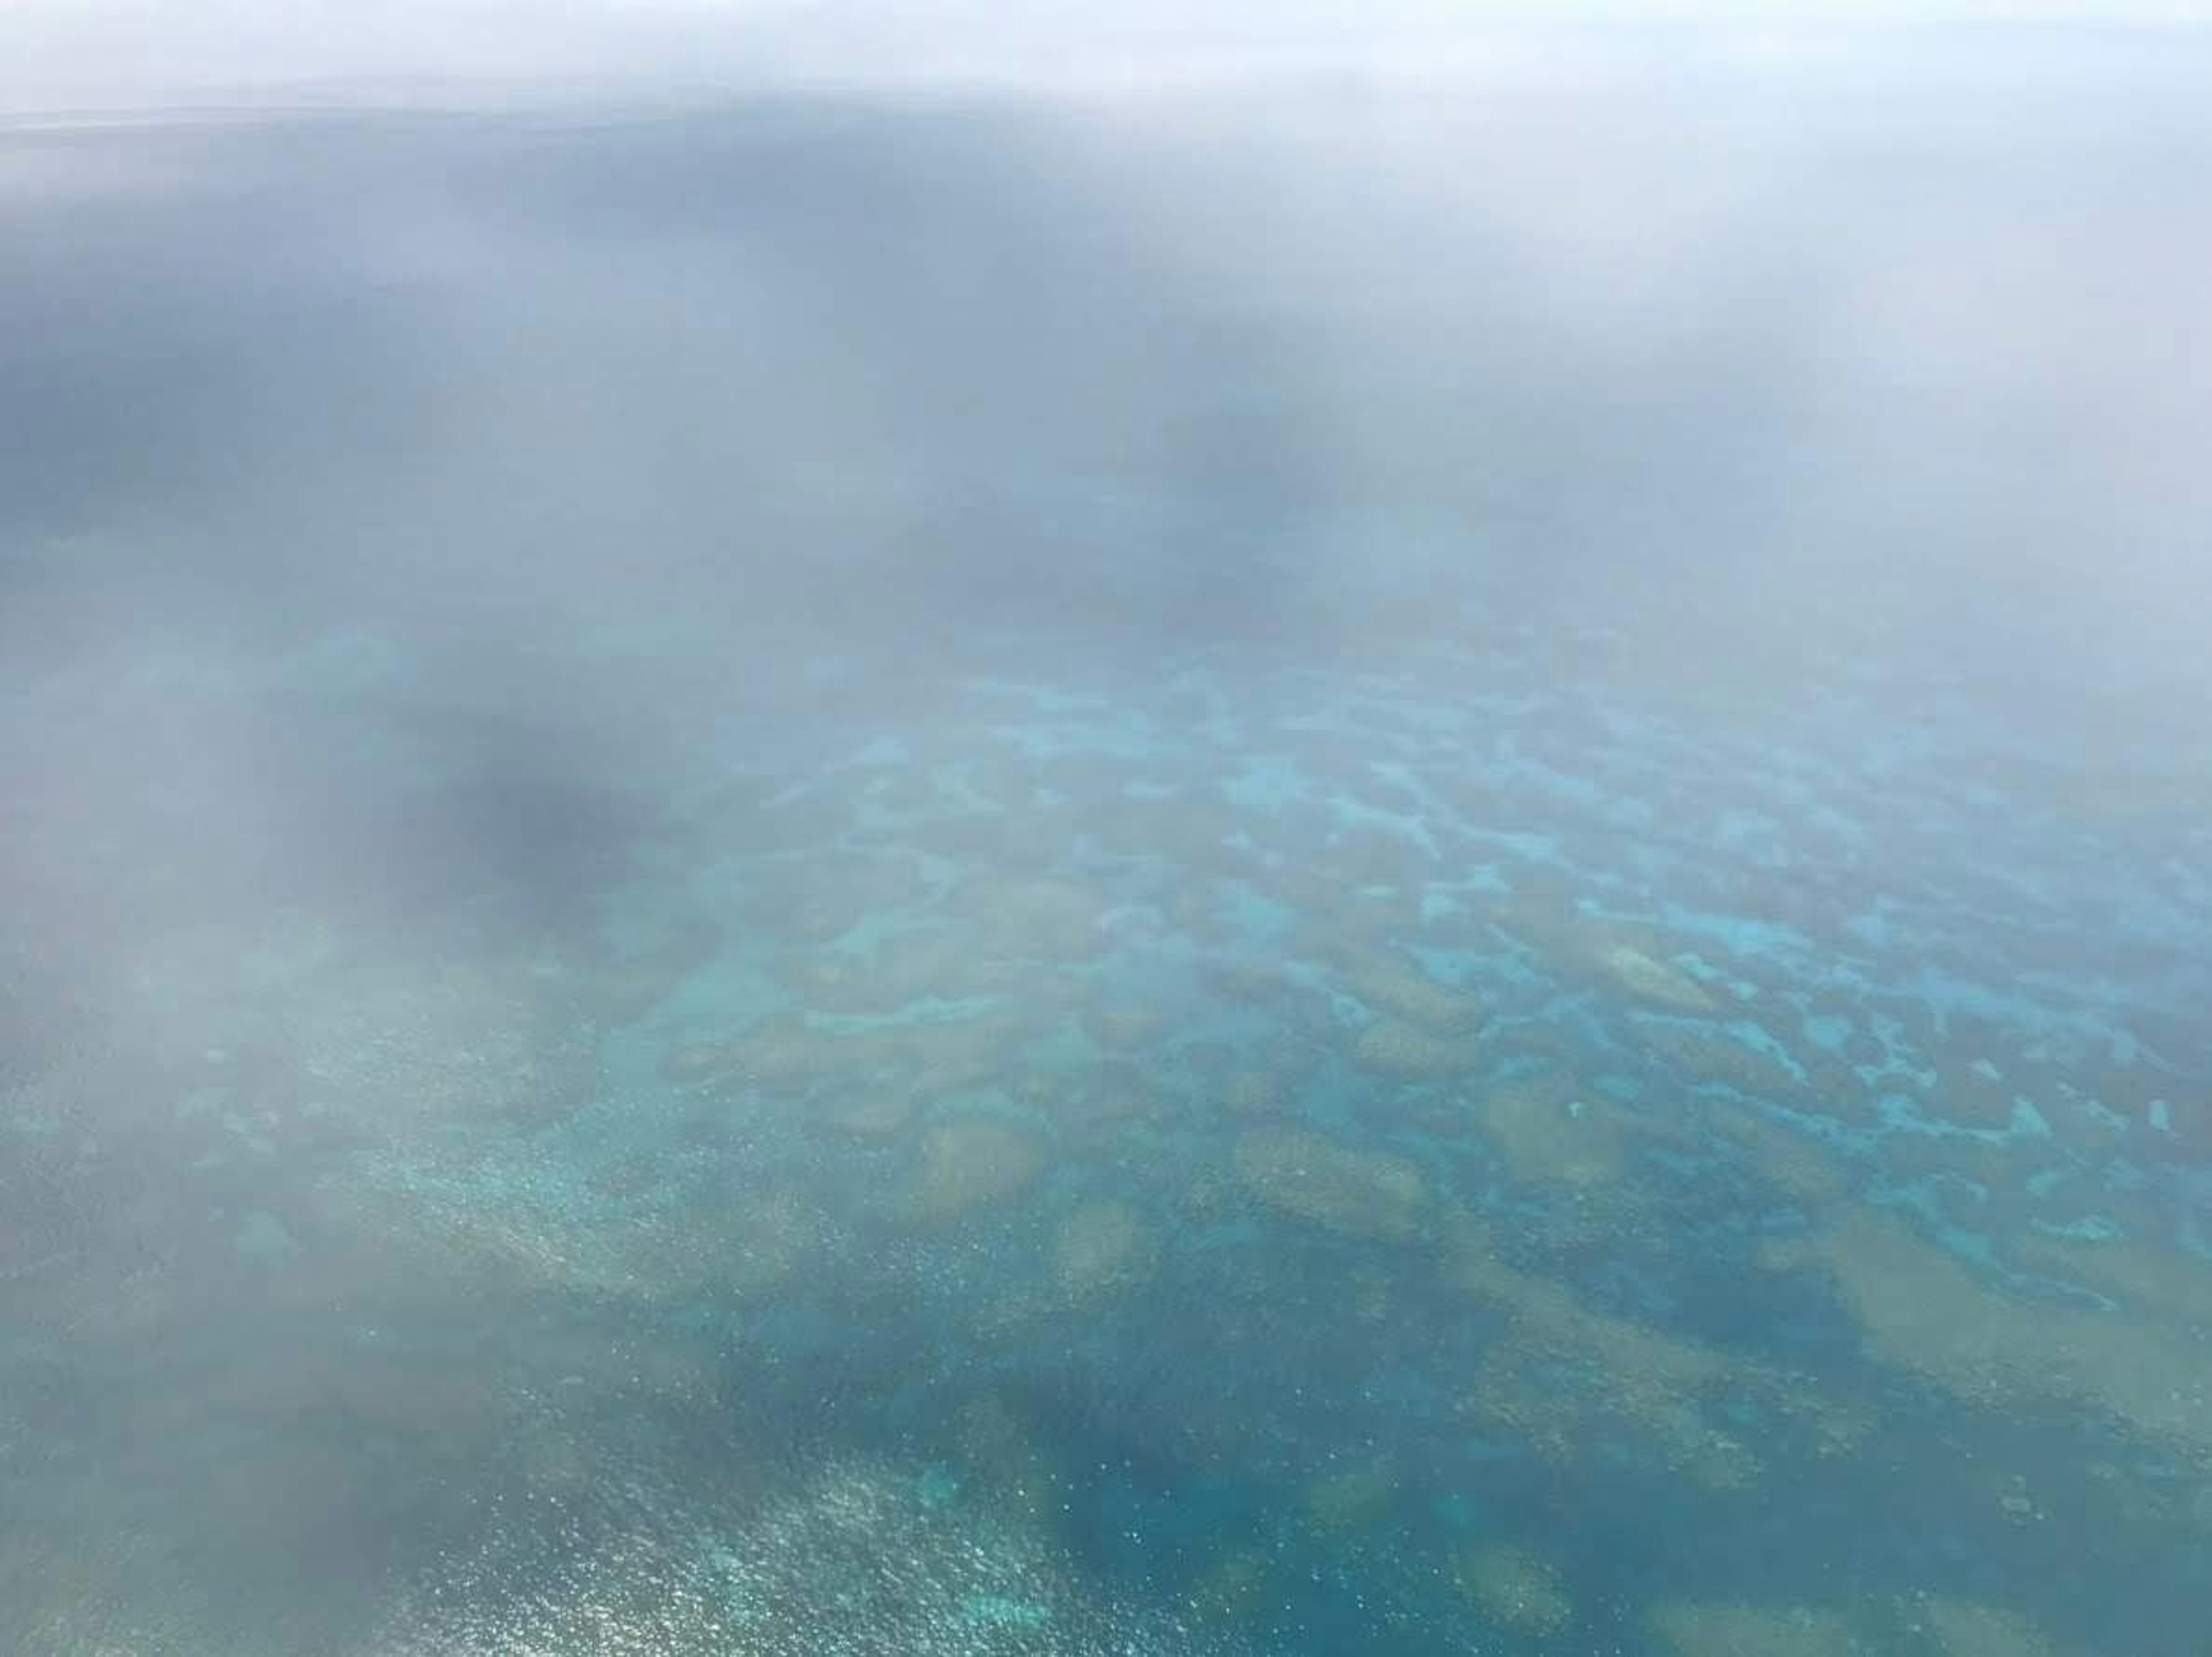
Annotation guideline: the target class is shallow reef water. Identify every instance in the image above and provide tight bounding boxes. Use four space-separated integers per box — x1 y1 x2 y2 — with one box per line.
7 613 2207 1657
5 56 2212 1657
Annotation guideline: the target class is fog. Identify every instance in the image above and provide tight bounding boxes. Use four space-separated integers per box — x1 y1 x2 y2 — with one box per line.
8 38 2210 754
4 22 2210 1657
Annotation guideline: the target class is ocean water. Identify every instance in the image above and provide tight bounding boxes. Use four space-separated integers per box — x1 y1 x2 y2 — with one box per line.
3 43 2211 1657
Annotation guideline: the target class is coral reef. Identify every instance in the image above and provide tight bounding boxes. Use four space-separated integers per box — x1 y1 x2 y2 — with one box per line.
1052 1198 1159 1303
1231 1128 1427 1242
1706 1098 1851 1201
841 926 1027 1009
1637 1017 1810 1108
259 943 603 1133
1334 945 1483 1032
1060 1060 1162 1130
1442 1212 1867 1488
670 1011 1026 1103
12 545 2210 1656
1353 1018 1478 1080
1924 1056 2024 1132
1766 1212 2212 1464
1183 1548 1270 1626
377 1455 1225 1657
818 1086 915 1139
627 1186 822 1300
665 1014 848 1087
1455 1544 1573 1636
337 1140 822 1307
744 850 929 943
1917 1596 2057 1657
1083 1002 1173 1051
903 1017 1034 1100
1222 1068 1290 1117
1647 1601 1868 1656
775 946 893 1011
1473 1070 1626 1188
580 921 724 1025
2012 1228 2212 1326
1300 1458 1399 1534
1597 942 1719 1012
953 1394 1068 1528
902 1116 1050 1226
942 874 1112 962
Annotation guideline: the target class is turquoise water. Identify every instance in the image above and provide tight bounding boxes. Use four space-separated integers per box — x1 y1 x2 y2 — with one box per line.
4 61 2211 1657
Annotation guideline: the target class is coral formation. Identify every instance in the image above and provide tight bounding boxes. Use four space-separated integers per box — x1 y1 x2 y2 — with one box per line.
943 874 1112 961
744 851 929 943
1184 1548 1270 1626
2013 1228 2212 1326
1052 1198 1158 1302
665 1015 846 1087
1647 1601 1868 1656
859 926 1028 1007
1222 1068 1290 1117
1598 943 1719 1012
1442 1212 1866 1488
1300 1458 1399 1534
633 1187 821 1300
903 1018 1032 1100
260 944 603 1133
338 1138 823 1307
1637 1017 1808 1106
1768 1212 2212 1464
1231 1128 1427 1242
1061 1060 1161 1129
13 551 2210 1655
903 1116 1049 1226
1082 1002 1172 1051
1474 1071 1626 1188
1353 1018 1478 1080
1706 1098 1850 1201
953 1394 1067 1528
1456 1544 1573 1635
377 1455 1222 1657
1924 1056 2023 1131
1918 1596 2056 1657
670 1011 1026 1102
1334 945 1483 1032
819 1086 915 1139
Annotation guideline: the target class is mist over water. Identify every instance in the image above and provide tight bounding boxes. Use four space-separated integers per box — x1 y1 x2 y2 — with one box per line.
3 35 2210 1656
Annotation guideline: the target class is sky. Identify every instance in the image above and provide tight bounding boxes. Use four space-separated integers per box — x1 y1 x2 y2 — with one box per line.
4 0 2211 112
